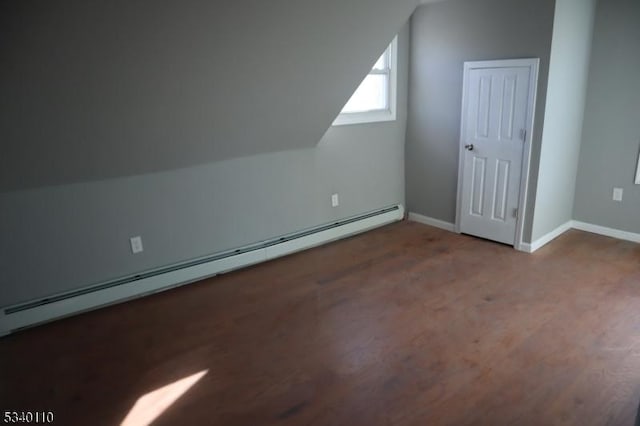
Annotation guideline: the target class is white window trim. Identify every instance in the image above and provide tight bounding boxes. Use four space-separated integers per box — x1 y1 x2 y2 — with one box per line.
333 36 398 126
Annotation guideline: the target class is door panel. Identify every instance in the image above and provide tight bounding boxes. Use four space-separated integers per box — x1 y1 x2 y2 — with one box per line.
476 76 492 138
459 65 531 245
500 75 517 140
492 159 510 222
470 156 486 216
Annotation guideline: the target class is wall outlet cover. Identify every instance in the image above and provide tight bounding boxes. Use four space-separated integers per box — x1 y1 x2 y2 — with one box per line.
130 236 144 254
612 187 623 202
331 193 339 207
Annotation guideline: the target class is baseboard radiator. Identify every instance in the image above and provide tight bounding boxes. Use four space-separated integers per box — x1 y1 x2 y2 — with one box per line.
1 204 404 336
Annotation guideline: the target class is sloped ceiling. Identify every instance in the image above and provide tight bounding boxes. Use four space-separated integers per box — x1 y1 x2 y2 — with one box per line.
0 0 419 191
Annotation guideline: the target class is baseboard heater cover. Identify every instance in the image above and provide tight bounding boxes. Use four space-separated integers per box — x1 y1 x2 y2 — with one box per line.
1 205 404 336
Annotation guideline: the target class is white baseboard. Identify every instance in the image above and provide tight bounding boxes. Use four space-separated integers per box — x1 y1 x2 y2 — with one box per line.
408 212 456 232
517 242 532 253
519 221 574 253
520 220 640 253
408 211 638 253
2 207 634 337
0 205 404 336
572 220 640 243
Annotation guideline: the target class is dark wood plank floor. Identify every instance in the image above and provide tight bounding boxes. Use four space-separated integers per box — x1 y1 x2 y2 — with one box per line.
2 221 640 425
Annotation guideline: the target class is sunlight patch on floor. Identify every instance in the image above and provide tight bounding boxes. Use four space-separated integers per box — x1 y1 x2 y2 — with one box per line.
121 370 208 426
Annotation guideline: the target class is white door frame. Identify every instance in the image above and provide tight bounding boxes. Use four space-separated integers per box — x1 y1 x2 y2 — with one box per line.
454 58 540 251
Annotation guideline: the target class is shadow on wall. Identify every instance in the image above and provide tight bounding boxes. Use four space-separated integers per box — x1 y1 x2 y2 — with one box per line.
0 0 415 191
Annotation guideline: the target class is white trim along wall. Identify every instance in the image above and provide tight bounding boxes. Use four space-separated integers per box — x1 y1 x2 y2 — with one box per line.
409 213 640 253
1 206 404 336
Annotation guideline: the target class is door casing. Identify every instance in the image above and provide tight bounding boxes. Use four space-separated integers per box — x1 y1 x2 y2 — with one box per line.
454 58 540 251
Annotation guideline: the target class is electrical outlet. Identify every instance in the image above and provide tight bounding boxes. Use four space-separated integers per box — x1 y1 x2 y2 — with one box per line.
613 187 623 202
130 236 144 254
331 193 339 207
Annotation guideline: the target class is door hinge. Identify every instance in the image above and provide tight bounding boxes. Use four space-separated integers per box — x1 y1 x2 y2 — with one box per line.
520 128 527 141
513 208 519 220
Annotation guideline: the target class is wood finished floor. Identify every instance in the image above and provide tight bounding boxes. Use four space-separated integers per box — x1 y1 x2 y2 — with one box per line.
2 221 640 426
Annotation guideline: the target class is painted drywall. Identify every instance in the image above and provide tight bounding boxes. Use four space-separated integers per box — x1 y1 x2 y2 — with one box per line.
0 25 410 307
0 0 417 191
573 0 640 233
530 0 597 241
405 0 555 243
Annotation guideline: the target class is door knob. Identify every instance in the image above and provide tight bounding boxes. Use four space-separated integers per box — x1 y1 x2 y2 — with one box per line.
465 144 474 151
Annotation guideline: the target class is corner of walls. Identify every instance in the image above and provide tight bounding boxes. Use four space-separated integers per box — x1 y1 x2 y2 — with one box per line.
530 0 597 243
573 0 640 235
405 0 555 242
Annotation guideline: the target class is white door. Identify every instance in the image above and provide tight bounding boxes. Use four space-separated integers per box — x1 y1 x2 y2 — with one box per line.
457 59 537 245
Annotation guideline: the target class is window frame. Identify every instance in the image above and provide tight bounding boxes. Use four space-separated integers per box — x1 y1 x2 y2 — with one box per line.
333 36 398 126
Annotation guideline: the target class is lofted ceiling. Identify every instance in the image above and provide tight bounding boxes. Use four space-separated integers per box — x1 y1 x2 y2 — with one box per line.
0 0 419 191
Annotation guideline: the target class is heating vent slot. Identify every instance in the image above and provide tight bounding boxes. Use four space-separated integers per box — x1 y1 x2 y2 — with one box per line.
4 205 400 316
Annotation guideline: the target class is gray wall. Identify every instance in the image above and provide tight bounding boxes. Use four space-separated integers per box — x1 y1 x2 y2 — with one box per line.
0 0 417 191
573 0 640 233
530 0 597 241
0 8 411 306
405 0 555 243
